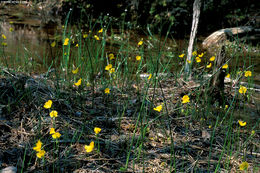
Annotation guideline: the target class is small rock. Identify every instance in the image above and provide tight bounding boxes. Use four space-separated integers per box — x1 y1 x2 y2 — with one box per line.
1 166 17 173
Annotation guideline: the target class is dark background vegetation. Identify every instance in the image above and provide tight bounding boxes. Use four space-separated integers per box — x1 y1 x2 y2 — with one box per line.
58 0 260 37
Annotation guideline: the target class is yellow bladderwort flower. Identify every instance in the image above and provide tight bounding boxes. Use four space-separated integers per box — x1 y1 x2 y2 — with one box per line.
206 63 212 68
49 110 58 118
64 52 67 55
198 53 204 57
153 104 163 112
182 95 190 104
104 88 110 94
94 35 100 40
179 54 185 58
192 51 197 56
244 71 252 77
105 64 112 71
222 64 228 69
109 68 115 74
187 60 191 64
109 53 115 60
52 132 61 139
72 67 79 74
238 120 246 127
9 27 14 32
98 28 103 33
225 73 230 78
210 56 215 61
36 149 46 159
136 55 141 61
209 125 212 129
50 128 55 135
83 34 88 38
76 43 79 47
44 100 52 109
1 42 7 46
51 41 56 47
148 74 152 80
225 105 229 109
64 38 69 45
251 130 255 135
33 140 42 152
94 127 101 135
9 21 14 24
2 34 6 39
50 128 61 139
239 85 247 94
84 141 94 153
239 161 249 170
74 78 82 86
138 40 143 46
195 57 201 63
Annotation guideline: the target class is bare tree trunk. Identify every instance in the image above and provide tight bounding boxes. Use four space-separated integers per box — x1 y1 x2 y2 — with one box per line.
184 0 201 76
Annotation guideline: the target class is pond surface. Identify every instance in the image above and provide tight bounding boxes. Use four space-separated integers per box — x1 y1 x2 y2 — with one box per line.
1 5 260 83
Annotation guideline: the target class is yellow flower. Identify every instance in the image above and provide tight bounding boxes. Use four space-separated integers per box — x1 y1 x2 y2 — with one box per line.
33 140 42 152
225 105 229 109
187 60 191 63
192 51 197 56
83 34 88 38
51 41 56 47
76 43 79 47
179 54 185 58
64 52 67 55
2 34 6 39
109 68 115 74
64 38 69 46
104 88 110 94
50 128 61 139
198 53 204 57
225 73 230 78
148 74 152 80
238 120 246 127
9 21 13 24
239 85 247 94
98 28 103 33
209 125 212 129
50 128 55 134
105 64 112 71
239 161 249 170
52 132 61 139
222 64 228 69
136 55 141 61
94 35 100 40
182 95 190 104
195 57 201 63
9 28 14 32
138 40 143 46
109 53 115 60
72 67 79 74
1 42 7 46
74 78 82 86
84 141 94 153
94 127 101 135
44 100 52 109
244 71 252 77
49 110 58 118
251 130 255 135
206 63 212 68
36 149 46 159
210 56 215 61
153 104 163 112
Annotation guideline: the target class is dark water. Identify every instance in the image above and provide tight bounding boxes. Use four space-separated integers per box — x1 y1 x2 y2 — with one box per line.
1 5 259 83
